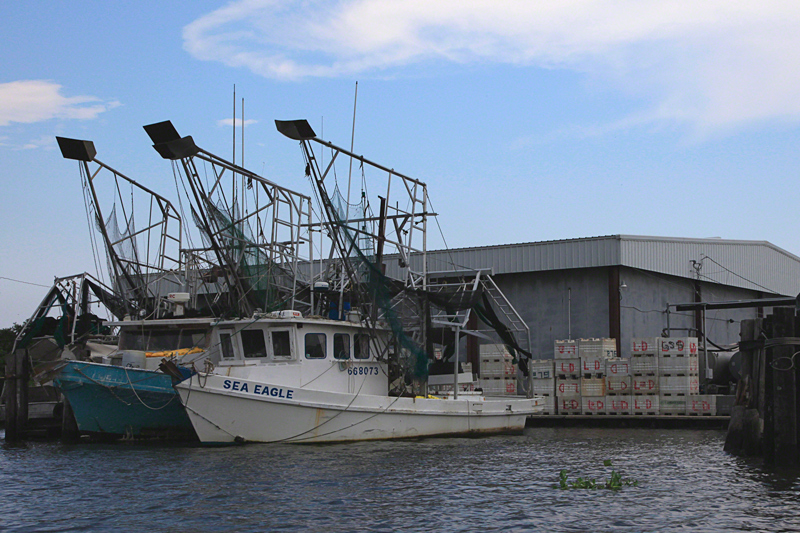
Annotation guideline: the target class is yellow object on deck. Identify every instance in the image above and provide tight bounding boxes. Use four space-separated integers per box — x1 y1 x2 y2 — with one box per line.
145 347 205 358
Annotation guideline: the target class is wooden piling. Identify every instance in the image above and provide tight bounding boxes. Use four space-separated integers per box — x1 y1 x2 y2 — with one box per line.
4 350 21 440
15 348 29 433
769 308 797 465
2 348 33 442
725 319 762 455
60 396 79 442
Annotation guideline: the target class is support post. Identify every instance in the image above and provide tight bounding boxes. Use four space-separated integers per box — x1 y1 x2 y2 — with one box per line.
61 396 80 442
3 354 18 440
15 348 29 436
466 312 478 377
608 266 621 357
770 308 797 465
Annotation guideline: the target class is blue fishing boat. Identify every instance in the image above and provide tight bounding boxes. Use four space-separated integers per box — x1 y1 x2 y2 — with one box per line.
54 360 194 439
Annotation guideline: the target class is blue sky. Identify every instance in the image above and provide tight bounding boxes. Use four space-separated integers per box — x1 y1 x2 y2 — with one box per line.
2 0 800 327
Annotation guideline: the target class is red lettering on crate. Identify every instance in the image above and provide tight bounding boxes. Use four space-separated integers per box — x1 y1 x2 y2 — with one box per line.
558 362 576 373
634 398 653 410
610 399 629 410
587 400 605 410
560 399 579 409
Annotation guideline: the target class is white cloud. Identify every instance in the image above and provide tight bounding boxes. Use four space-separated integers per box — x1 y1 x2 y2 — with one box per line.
21 135 56 151
0 80 120 127
217 118 258 128
183 0 800 132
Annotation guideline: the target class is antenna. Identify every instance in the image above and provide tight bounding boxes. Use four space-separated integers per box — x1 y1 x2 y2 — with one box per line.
346 81 358 212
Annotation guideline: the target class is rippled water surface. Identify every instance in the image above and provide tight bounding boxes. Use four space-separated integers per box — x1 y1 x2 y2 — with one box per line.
2 427 800 532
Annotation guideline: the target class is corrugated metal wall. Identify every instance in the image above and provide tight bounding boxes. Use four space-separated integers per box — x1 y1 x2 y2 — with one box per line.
386 235 800 297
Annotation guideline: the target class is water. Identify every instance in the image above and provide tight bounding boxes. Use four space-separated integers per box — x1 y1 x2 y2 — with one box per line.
2 427 799 532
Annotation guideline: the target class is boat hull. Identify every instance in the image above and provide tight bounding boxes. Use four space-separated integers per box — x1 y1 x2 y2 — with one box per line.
53 361 195 440
177 373 541 444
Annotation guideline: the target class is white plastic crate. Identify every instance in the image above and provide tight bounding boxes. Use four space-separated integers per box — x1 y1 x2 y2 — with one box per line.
658 353 699 375
581 377 606 397
556 377 581 397
686 395 716 415
578 338 617 359
529 359 554 379
660 396 687 415
631 353 658 374
480 343 510 355
658 337 698 356
481 357 516 378
558 397 581 414
632 395 659 415
581 396 607 415
659 375 699 395
478 377 517 395
555 358 581 376
632 337 658 354
532 378 555 396
605 396 631 415
580 356 607 375
631 376 659 394
554 339 578 359
605 359 631 376
538 395 556 415
605 375 632 394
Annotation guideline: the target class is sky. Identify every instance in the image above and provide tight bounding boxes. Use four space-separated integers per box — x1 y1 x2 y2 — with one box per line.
2 0 800 328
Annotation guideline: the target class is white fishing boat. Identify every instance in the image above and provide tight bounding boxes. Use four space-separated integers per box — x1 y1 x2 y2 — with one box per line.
169 118 543 444
176 313 541 444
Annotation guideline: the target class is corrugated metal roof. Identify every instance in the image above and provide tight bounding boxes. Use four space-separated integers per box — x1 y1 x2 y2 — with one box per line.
406 235 800 297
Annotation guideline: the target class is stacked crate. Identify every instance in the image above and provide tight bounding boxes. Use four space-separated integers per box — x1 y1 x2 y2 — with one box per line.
686 395 716 416
605 358 631 414
479 344 517 395
658 337 700 415
554 340 581 414
578 338 616 415
529 359 556 414
631 338 660 413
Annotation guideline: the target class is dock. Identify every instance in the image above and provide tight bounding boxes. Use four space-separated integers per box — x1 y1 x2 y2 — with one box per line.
528 414 729 429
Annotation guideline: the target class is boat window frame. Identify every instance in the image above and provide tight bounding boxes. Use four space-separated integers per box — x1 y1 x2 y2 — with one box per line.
333 333 350 360
304 332 327 359
354 333 371 360
268 329 295 361
218 329 237 361
241 327 268 359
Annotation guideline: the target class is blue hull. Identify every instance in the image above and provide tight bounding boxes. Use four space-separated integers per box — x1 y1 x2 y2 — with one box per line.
54 361 196 440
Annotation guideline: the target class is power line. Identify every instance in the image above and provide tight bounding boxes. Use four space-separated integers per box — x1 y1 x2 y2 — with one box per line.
0 276 50 288
701 255 778 294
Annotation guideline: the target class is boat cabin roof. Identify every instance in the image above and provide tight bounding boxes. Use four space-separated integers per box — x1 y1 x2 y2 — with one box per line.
107 315 384 331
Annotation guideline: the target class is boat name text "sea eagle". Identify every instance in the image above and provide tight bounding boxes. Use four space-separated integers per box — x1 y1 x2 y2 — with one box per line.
223 379 294 399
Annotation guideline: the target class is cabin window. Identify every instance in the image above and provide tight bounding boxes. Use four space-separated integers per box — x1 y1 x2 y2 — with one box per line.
120 328 210 352
334 333 350 360
305 333 327 359
354 334 370 360
271 330 293 359
241 329 267 358
219 331 235 359
177 329 210 349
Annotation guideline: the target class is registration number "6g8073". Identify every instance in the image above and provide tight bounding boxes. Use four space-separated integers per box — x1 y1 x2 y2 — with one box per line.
347 366 379 376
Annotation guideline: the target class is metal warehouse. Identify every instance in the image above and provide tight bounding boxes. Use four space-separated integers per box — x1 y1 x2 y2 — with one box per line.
401 234 800 360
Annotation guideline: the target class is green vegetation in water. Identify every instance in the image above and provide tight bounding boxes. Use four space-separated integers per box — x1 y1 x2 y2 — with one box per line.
557 460 639 490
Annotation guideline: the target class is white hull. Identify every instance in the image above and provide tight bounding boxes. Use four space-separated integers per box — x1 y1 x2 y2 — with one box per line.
177 373 542 444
